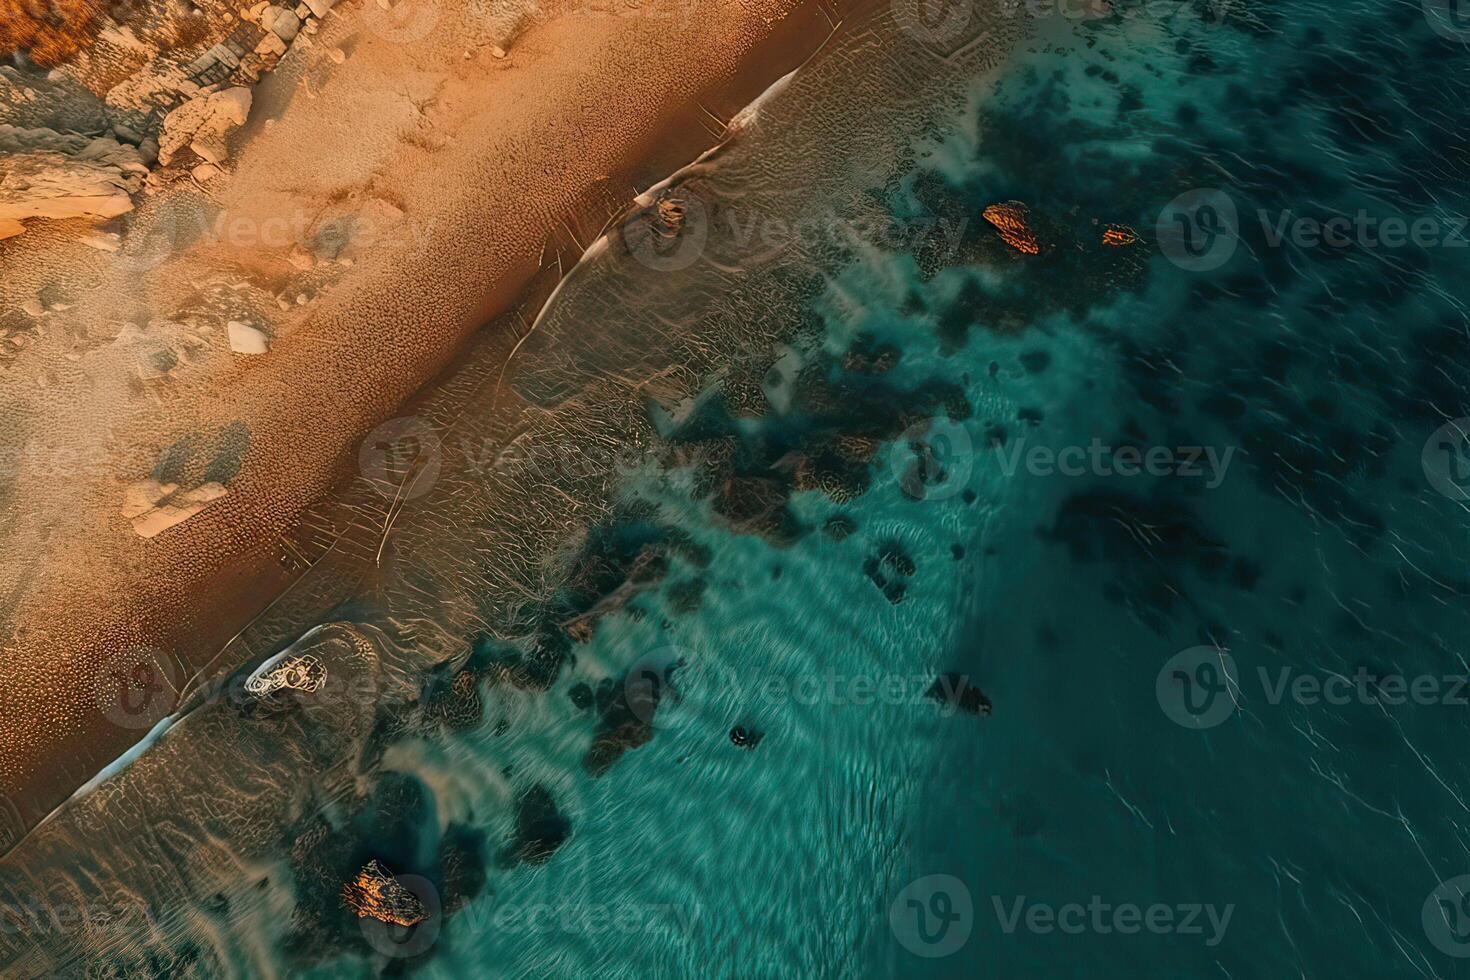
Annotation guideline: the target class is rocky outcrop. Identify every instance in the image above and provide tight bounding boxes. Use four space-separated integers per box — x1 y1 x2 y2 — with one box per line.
341 860 428 927
157 87 252 166
982 201 1041 255
0 125 148 238
1101 222 1139 246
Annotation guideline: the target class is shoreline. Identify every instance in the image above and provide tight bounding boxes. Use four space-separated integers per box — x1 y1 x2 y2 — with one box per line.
0 0 838 831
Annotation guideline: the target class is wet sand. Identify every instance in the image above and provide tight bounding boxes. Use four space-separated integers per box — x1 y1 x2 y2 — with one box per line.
0 0 838 830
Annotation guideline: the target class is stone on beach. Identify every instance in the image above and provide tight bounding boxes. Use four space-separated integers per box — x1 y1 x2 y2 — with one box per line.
227 321 270 353
158 88 254 167
123 480 229 538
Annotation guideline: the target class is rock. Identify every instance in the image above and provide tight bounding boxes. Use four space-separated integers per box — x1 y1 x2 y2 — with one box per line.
499 785 571 866
568 682 593 711
729 725 764 749
124 480 229 538
925 672 993 717
982 201 1040 255
245 654 327 696
341 860 427 927
490 45 507 59
255 33 287 57
191 162 220 182
326 45 345 63
227 321 270 353
1101 223 1139 247
287 245 315 270
80 230 121 251
0 126 147 235
304 0 335 15
158 88 253 166
271 10 302 41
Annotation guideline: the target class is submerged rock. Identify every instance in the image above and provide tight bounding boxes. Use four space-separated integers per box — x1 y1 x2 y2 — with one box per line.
729 725 764 749
499 785 571 867
926 672 993 716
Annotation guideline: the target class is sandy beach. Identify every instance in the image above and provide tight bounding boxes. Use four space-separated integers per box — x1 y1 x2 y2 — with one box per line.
0 0 837 830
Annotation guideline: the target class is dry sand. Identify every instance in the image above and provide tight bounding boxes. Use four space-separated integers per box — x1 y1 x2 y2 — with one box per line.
0 0 836 827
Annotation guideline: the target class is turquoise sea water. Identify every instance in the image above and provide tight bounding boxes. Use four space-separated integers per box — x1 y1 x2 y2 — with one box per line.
4 0 1469 976
335 1 1470 974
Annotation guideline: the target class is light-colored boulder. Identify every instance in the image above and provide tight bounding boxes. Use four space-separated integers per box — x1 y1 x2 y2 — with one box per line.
272 11 302 40
158 88 253 166
227 320 270 353
0 126 148 237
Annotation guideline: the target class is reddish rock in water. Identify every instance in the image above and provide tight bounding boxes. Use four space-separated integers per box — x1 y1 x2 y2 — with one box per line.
982 201 1041 255
1101 223 1140 247
341 860 428 928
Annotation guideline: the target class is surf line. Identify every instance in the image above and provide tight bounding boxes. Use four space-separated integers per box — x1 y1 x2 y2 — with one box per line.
491 14 844 411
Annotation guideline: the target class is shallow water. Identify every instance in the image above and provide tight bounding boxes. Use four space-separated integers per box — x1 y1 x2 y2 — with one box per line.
4 0 1470 976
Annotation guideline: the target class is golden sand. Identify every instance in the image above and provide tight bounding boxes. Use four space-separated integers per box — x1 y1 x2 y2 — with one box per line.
0 0 832 824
